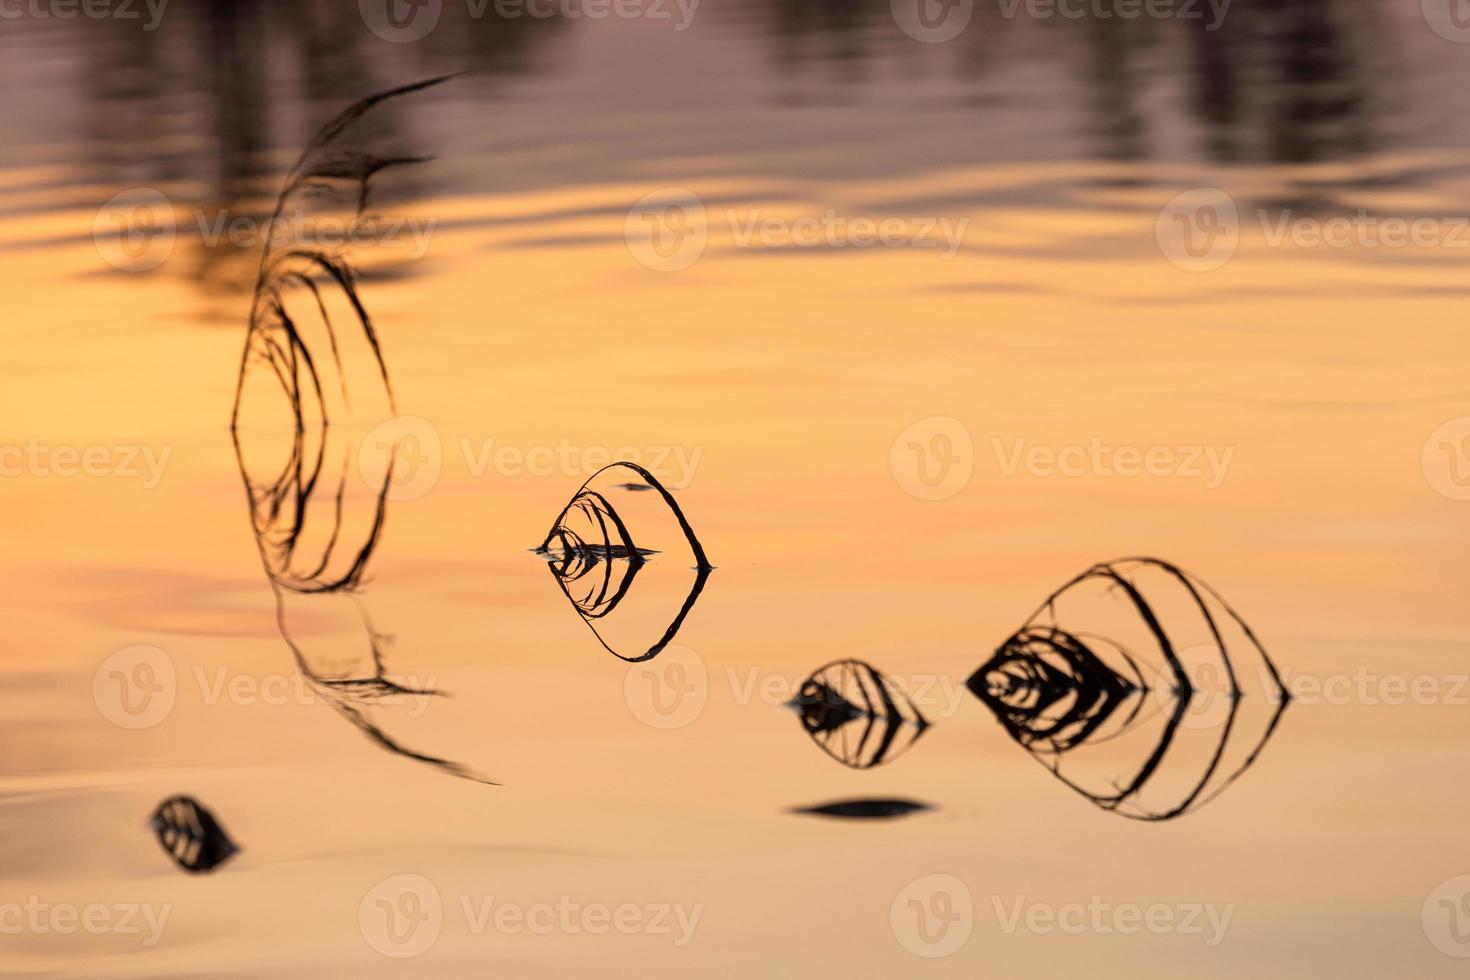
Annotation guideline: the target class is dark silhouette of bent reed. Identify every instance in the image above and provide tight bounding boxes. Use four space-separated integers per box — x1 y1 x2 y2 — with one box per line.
230 75 496 785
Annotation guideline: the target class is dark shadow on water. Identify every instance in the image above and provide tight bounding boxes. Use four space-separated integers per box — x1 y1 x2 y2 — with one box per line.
788 798 933 820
